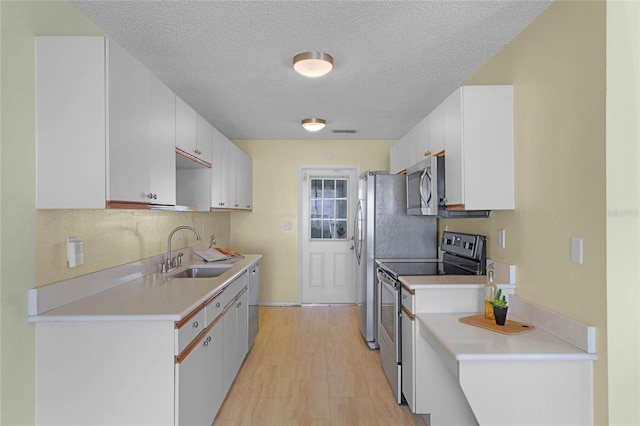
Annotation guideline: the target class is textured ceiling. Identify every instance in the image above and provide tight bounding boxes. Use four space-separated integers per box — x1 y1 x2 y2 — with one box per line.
71 1 551 141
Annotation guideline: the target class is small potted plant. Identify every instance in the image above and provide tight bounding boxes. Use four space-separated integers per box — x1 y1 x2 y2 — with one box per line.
492 289 508 326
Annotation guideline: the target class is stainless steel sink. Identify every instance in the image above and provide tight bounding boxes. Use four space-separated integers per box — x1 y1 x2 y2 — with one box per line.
169 265 232 278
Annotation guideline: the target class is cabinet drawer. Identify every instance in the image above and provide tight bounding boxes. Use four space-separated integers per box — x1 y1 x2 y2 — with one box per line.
205 292 227 326
227 272 248 302
401 286 415 313
177 307 206 354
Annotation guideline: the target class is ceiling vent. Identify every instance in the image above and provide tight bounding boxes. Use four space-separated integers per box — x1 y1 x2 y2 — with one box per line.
331 129 359 134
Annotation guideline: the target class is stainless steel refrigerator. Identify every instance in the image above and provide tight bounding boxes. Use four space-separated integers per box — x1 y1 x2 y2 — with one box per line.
354 171 438 349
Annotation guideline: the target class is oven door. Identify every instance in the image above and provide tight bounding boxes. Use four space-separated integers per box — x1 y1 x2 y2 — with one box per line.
379 271 398 348
377 267 402 404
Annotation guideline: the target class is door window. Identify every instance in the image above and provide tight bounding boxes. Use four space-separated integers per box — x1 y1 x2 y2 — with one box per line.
310 178 348 240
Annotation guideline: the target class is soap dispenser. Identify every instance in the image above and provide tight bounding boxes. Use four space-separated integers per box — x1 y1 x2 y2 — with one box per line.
484 267 497 319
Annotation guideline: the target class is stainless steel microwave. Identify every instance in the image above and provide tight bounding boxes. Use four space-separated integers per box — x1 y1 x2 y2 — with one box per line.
406 155 441 215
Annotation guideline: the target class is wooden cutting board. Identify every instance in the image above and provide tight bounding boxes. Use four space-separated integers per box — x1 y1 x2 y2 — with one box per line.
459 314 535 335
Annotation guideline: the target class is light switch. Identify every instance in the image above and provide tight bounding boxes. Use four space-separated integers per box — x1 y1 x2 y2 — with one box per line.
283 221 293 231
571 236 583 265
497 229 506 248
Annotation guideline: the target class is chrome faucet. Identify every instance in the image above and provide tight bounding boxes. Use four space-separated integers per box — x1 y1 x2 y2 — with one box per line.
165 226 201 273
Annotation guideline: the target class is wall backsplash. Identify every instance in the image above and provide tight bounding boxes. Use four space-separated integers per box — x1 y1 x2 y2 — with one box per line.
35 209 231 287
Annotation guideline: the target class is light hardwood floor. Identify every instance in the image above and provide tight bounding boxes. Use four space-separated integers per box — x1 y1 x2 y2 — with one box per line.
213 305 427 426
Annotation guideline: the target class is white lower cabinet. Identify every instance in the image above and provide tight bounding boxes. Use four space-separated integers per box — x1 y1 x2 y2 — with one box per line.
35 270 252 426
176 319 223 426
401 308 415 411
223 288 248 394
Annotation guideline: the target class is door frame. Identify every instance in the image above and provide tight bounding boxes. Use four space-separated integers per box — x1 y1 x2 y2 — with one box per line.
297 164 360 305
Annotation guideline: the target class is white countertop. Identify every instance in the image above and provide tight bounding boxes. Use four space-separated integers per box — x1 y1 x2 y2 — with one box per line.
28 255 261 323
416 312 597 364
400 274 516 290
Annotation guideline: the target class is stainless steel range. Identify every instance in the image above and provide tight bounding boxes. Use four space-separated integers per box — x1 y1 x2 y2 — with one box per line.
376 231 487 404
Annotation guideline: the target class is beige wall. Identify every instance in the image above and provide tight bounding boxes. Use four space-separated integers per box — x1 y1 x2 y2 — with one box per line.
606 1 640 425
231 140 394 303
35 210 230 287
440 1 611 423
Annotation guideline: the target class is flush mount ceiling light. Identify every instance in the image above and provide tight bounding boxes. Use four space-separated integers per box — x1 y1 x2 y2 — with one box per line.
293 51 333 77
301 118 326 132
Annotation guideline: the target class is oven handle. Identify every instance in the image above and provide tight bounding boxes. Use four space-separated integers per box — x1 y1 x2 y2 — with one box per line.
377 268 398 290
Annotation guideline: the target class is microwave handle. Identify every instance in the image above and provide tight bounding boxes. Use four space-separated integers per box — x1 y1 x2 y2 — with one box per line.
419 167 432 205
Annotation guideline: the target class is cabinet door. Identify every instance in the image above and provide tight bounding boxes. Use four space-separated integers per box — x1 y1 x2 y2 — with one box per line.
211 127 230 208
414 115 430 162
148 74 176 205
36 37 106 209
461 86 514 210
222 301 238 395
108 39 153 203
236 290 249 361
176 96 198 158
401 311 416 412
390 142 401 174
396 135 409 172
205 319 225 422
237 151 253 210
196 114 213 165
443 88 464 207
228 143 242 209
428 102 446 156
176 332 209 426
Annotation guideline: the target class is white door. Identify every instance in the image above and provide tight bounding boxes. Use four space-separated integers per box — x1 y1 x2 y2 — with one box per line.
300 166 358 304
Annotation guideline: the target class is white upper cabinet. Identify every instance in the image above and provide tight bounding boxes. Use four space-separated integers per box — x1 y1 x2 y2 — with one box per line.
196 115 214 165
211 127 230 209
443 86 514 210
36 37 106 209
414 115 430 162
176 97 213 166
392 113 430 174
391 85 514 211
237 152 253 210
37 37 252 212
390 142 401 174
147 75 177 206
390 135 410 174
108 40 176 206
428 103 445 156
36 37 177 208
210 129 252 211
175 97 197 156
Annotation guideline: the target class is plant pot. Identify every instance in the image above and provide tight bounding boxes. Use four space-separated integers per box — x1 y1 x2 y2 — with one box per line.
493 305 508 326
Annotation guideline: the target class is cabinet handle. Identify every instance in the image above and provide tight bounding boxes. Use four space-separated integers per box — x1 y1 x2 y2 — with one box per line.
203 340 209 347
147 193 158 200
402 294 407 299
216 302 221 308
194 148 202 155
207 336 212 343
192 321 199 329
424 150 431 157
236 301 241 308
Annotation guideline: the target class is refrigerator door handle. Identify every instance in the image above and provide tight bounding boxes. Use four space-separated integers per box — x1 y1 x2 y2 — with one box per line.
354 200 363 264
